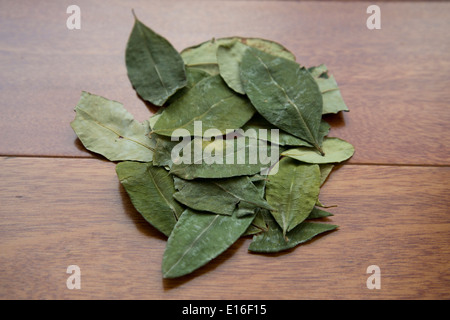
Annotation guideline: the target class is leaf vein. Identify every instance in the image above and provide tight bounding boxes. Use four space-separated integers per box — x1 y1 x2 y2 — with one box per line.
79 109 155 152
164 214 220 277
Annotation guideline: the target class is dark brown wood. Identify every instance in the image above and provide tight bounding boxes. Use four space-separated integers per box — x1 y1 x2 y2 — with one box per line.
0 1 449 164
0 158 448 299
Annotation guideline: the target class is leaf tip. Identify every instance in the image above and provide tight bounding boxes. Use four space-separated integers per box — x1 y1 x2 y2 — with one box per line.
131 8 138 20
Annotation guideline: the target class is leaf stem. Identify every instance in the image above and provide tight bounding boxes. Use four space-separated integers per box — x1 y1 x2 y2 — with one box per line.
314 143 325 156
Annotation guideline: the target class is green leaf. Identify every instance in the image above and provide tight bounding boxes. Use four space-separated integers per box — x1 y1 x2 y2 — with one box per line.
153 68 231 167
169 136 281 180
181 37 296 78
248 210 337 253
217 41 249 94
217 39 296 94
242 209 269 236
181 38 234 68
309 64 349 114
319 164 334 186
148 108 164 130
152 134 178 168
307 207 334 219
125 14 186 106
282 137 355 164
315 163 336 207
189 64 220 76
242 38 296 61
151 74 255 137
240 47 324 154
116 162 184 237
265 158 321 236
173 176 273 216
162 209 254 278
242 114 330 147
165 67 211 105
70 91 155 162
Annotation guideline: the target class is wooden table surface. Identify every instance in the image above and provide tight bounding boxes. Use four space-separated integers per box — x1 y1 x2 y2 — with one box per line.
1 0 449 300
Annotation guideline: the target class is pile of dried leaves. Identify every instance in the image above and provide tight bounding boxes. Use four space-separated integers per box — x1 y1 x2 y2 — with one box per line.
71 13 354 278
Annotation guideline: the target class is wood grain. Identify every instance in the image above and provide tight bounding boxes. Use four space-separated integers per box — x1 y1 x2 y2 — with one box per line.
0 1 449 164
0 157 448 299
